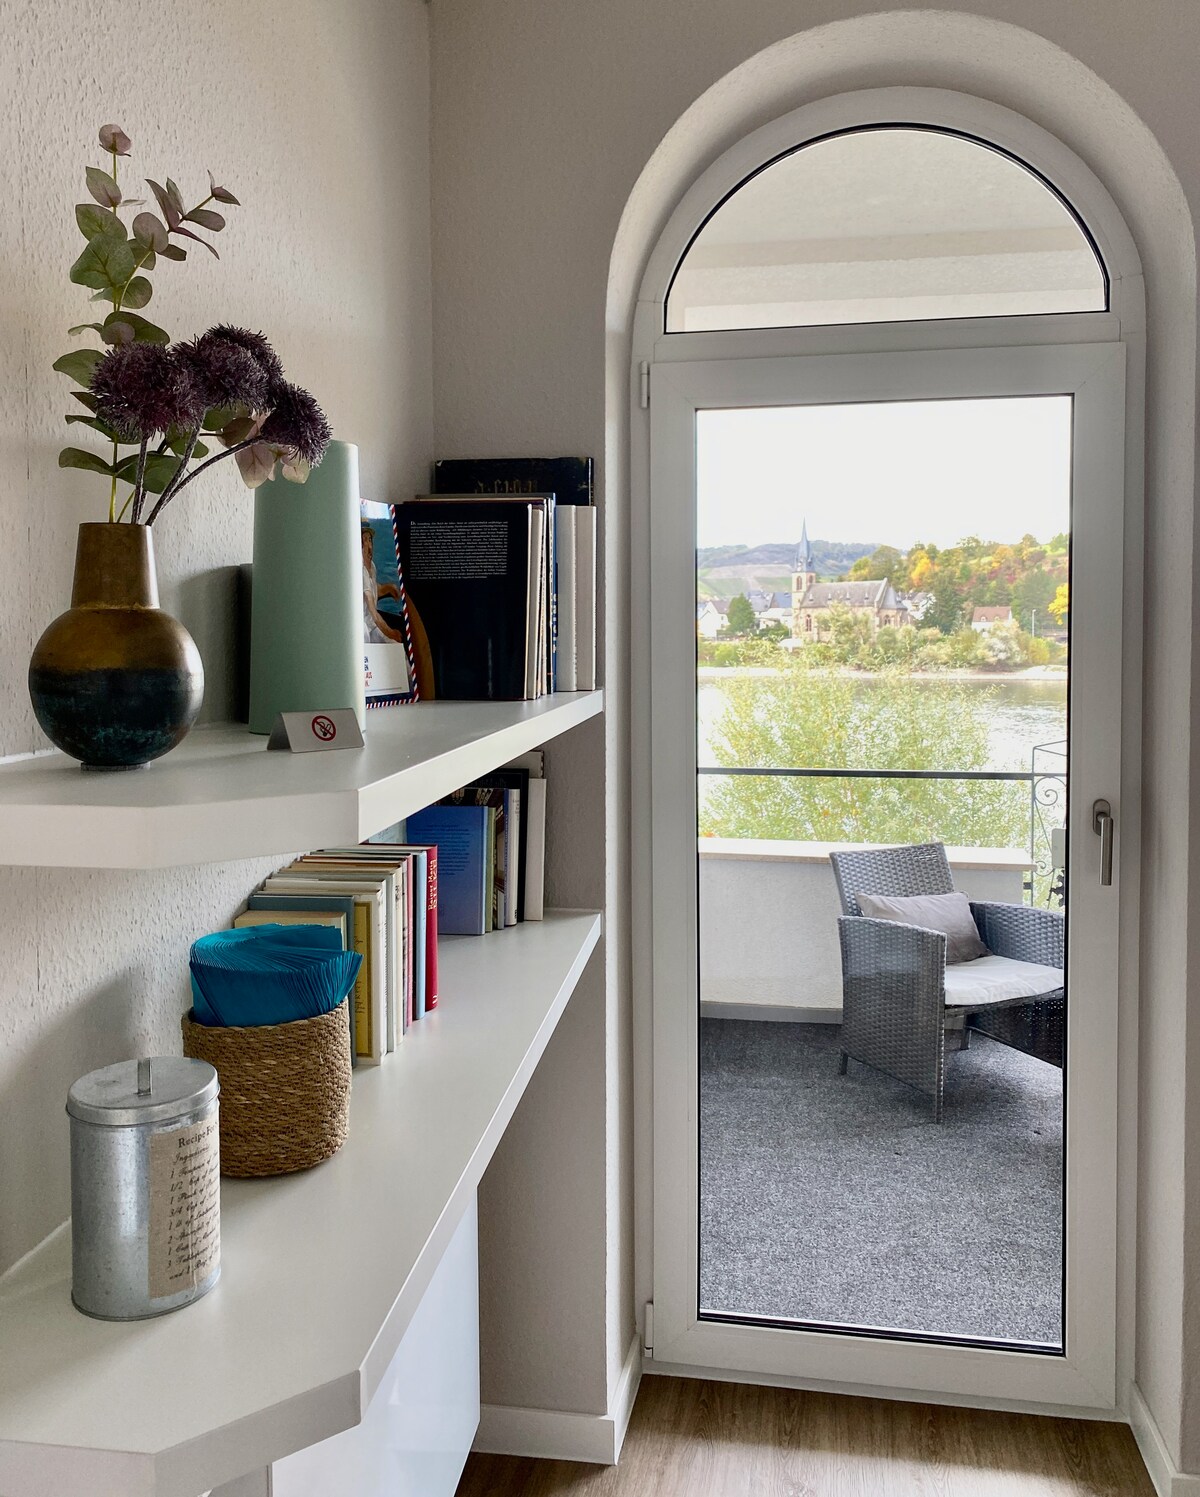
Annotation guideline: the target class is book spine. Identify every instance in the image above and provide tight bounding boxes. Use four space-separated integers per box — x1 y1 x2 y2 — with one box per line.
546 496 557 693
425 847 439 1007
352 903 371 1056
410 853 424 1021
555 507 578 692
575 506 597 690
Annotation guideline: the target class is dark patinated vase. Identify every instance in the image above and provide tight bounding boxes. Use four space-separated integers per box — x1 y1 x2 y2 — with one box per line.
28 523 204 770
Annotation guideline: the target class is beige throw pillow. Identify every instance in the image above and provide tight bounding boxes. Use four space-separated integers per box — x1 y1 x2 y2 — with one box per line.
856 890 988 964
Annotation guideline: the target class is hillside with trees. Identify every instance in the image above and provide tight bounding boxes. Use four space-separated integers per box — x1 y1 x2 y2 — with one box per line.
844 533 1069 635
702 532 1069 672
697 538 875 599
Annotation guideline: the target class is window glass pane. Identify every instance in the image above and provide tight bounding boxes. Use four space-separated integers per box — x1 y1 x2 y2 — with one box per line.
667 128 1106 332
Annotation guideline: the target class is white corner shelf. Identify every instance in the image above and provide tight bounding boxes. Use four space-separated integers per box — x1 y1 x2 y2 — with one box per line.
0 909 602 1497
0 691 602 869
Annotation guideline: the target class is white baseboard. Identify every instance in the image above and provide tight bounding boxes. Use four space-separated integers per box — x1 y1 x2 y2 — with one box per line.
473 1332 642 1465
1130 1384 1200 1496
700 1001 841 1024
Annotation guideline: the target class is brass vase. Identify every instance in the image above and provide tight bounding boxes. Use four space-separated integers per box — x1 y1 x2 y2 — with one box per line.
28 523 204 770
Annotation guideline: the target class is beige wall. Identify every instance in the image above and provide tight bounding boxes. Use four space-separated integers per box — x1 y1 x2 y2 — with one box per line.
0 0 432 1271
431 0 1200 1473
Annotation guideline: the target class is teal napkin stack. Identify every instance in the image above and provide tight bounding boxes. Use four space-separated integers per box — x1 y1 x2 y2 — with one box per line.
189 924 362 1028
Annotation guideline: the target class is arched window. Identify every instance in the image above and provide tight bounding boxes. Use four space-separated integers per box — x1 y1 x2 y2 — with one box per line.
665 126 1107 332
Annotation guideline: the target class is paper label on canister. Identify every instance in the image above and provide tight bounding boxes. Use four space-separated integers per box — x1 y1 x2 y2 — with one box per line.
147 1113 220 1301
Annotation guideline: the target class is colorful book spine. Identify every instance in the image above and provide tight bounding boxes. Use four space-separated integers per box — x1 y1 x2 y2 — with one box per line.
425 846 439 1008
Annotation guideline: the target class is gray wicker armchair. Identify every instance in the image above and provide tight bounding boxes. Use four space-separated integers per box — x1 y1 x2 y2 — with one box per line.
829 843 1064 1121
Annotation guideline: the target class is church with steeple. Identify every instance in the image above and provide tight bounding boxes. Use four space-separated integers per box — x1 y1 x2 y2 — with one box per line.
790 521 911 642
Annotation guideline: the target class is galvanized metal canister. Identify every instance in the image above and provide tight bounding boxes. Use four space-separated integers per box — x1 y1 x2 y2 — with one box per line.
67 1056 221 1320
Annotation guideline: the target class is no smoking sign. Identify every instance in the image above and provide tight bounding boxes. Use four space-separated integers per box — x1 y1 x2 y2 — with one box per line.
267 709 365 753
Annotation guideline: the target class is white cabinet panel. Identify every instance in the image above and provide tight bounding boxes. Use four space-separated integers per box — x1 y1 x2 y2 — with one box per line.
272 1199 479 1497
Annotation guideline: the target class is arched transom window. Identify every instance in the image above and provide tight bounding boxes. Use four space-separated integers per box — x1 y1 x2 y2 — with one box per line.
665 126 1107 332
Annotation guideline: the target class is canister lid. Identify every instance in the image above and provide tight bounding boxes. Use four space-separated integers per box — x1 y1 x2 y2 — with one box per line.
67 1057 219 1127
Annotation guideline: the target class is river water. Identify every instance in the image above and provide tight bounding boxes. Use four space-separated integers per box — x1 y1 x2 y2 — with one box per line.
697 672 1068 772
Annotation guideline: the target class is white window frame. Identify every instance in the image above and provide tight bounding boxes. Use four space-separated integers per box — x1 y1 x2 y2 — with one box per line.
630 85 1146 1417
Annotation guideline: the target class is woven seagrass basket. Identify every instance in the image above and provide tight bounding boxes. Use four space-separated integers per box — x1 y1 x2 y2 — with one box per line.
181 1000 352 1177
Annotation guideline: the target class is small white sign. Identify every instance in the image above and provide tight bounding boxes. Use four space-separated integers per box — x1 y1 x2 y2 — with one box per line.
267 709 365 753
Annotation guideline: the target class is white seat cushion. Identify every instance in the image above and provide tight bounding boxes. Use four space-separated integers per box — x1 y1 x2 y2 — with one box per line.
943 954 1063 1008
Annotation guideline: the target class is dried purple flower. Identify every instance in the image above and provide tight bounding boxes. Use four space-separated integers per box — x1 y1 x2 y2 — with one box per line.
178 331 271 412
260 383 332 465
90 343 204 441
205 325 284 398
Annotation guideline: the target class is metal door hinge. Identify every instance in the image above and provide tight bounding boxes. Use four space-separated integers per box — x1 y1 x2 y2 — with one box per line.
643 1300 654 1358
638 361 650 410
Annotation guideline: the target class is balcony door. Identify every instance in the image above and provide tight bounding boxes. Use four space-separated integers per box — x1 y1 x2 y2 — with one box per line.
647 338 1126 1408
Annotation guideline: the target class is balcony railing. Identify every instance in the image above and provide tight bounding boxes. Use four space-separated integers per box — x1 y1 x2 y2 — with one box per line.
697 738 1068 908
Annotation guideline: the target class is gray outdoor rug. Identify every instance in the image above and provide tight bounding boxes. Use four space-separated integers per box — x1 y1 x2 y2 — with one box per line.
700 1019 1063 1346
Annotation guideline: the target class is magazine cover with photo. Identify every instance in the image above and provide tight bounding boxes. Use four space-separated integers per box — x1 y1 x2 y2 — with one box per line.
360 499 419 708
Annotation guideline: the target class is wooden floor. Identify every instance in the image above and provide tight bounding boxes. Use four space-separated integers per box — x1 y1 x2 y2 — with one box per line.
457 1375 1155 1496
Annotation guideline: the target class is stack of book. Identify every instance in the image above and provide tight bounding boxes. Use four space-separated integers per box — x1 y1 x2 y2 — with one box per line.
402 749 547 938
236 752 549 1066
394 456 597 701
240 843 439 1066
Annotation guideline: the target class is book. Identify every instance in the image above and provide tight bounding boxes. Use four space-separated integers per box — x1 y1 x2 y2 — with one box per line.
415 491 558 694
442 787 512 930
245 892 359 1061
321 845 427 1022
405 804 490 935
233 909 347 941
555 506 577 691
260 875 387 1062
575 504 597 690
393 500 536 700
289 859 405 1050
360 499 419 709
432 456 594 507
505 750 546 920
361 833 439 1010
470 770 526 922
527 505 545 700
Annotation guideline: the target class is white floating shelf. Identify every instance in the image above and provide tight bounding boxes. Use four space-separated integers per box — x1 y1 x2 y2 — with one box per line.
0 692 602 869
0 909 602 1497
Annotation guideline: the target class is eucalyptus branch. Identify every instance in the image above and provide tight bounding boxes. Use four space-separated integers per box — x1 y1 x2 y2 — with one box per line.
144 438 259 525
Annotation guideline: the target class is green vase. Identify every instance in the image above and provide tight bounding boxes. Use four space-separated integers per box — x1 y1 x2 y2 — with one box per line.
248 439 365 734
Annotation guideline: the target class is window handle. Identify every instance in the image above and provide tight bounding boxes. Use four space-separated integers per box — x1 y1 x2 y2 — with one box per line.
1092 799 1114 887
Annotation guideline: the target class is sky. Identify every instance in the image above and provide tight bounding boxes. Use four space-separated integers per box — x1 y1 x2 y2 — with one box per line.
695 396 1072 552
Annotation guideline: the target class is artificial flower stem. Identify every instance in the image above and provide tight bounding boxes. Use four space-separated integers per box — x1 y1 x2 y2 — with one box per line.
144 437 259 525
130 437 150 523
153 424 203 511
108 438 118 522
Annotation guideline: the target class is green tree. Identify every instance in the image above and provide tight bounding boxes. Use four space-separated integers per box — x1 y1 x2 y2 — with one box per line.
699 667 1027 849
1010 570 1057 632
720 593 758 637
846 544 905 587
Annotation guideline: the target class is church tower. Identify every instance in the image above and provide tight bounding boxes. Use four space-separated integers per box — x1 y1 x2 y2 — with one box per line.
793 520 817 595
791 520 817 639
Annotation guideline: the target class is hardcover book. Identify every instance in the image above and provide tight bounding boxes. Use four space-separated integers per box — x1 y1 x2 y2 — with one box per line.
432 456 594 506
405 805 490 936
394 500 535 700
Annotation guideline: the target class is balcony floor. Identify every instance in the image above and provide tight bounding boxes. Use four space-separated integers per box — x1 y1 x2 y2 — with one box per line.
699 1019 1063 1346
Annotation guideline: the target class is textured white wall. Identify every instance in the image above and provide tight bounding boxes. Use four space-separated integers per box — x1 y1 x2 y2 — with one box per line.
431 0 1200 1470
0 0 432 1272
